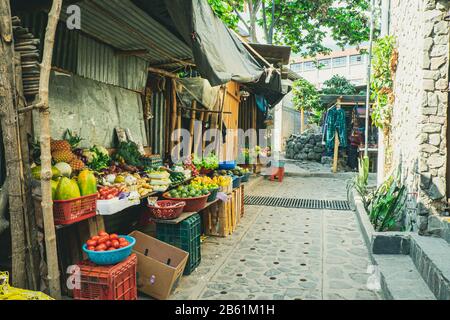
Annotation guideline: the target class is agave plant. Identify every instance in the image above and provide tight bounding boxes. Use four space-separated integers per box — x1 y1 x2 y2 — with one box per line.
368 174 406 232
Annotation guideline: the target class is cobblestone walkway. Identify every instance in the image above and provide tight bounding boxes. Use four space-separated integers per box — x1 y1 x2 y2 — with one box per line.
170 176 381 300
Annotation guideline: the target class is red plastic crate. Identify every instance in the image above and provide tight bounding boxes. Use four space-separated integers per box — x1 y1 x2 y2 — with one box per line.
53 194 97 225
73 254 137 300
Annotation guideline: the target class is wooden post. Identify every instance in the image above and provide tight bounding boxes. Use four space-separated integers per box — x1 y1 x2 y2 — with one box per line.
332 98 343 174
170 78 177 155
332 131 340 173
15 55 39 290
37 0 63 299
202 112 210 154
300 108 305 133
195 111 205 157
189 100 196 155
0 0 27 288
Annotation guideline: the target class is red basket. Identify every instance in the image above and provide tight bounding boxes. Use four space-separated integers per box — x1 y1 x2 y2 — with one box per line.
163 193 210 212
53 194 97 225
73 254 137 300
146 200 186 220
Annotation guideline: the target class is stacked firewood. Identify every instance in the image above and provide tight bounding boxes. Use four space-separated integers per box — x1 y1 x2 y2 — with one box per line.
12 16 41 98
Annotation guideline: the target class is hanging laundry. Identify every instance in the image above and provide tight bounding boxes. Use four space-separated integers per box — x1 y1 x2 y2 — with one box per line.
325 106 347 153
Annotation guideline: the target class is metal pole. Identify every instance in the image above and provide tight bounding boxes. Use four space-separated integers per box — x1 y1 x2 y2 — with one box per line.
364 0 376 157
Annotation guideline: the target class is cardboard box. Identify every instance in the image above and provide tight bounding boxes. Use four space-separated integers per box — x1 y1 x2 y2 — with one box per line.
129 231 189 300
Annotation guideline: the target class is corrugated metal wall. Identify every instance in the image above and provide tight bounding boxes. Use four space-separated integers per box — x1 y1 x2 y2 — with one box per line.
19 12 149 92
148 92 166 155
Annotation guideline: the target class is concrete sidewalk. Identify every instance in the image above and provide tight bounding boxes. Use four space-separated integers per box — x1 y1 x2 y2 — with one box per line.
169 176 381 300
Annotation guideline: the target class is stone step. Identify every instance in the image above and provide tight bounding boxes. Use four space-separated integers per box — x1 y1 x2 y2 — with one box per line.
374 254 436 300
409 234 450 300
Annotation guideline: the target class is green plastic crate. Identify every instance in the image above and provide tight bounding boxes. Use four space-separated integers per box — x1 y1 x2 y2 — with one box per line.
156 214 201 275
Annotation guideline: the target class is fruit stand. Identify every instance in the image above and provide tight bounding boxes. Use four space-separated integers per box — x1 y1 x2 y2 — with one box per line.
29 128 252 299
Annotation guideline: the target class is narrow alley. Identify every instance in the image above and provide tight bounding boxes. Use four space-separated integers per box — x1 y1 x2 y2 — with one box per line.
171 172 380 300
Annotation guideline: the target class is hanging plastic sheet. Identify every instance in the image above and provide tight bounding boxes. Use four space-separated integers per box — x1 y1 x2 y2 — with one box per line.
164 0 286 107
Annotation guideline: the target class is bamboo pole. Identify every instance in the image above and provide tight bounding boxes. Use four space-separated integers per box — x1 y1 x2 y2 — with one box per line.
195 111 205 157
0 0 27 288
37 0 63 299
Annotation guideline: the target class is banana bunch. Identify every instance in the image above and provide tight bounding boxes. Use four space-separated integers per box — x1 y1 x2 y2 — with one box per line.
212 175 232 187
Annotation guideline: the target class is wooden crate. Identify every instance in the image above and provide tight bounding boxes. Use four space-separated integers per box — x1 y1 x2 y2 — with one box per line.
203 186 244 237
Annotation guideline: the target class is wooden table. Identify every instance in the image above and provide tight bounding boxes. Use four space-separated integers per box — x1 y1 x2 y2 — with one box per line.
148 199 220 225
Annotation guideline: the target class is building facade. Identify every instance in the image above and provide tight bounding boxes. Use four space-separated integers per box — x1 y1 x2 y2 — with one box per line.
382 0 449 236
290 48 369 89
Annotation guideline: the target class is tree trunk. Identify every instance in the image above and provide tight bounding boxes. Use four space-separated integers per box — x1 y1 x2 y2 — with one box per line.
0 0 27 288
247 0 258 43
38 0 62 299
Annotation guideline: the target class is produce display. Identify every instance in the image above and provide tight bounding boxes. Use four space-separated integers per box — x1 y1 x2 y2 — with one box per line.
183 156 199 177
191 176 219 191
82 146 111 171
167 183 210 199
193 153 219 171
84 231 130 252
114 141 143 167
53 169 97 201
169 171 186 185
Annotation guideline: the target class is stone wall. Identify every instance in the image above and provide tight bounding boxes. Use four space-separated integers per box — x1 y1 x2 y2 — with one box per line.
388 0 449 233
285 130 325 162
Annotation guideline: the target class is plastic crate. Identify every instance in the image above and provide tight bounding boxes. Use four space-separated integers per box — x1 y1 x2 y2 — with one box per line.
156 214 201 275
53 194 97 225
232 175 241 189
73 254 137 300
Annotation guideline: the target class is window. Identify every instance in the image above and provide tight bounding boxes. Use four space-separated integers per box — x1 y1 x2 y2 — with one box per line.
303 61 315 71
290 63 302 73
318 58 331 69
332 56 347 68
350 54 364 65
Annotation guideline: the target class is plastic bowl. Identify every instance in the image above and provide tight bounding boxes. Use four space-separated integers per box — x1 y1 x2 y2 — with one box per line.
219 161 236 170
82 235 136 265
163 193 210 212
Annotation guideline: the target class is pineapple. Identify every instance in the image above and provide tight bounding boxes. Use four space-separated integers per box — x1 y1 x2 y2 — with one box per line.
51 139 71 152
64 130 83 149
52 150 75 163
69 158 86 171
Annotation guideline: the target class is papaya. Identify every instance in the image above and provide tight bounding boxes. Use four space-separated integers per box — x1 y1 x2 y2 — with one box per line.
77 170 97 196
55 177 81 200
51 180 59 200
32 166 61 180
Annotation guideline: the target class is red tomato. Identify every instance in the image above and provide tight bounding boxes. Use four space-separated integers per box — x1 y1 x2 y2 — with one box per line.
106 194 114 200
112 240 120 249
118 237 127 243
87 246 96 251
105 240 112 248
119 241 129 248
86 240 97 247
95 244 107 251
91 236 100 241
98 231 109 237
107 247 116 251
109 234 119 240
97 235 109 244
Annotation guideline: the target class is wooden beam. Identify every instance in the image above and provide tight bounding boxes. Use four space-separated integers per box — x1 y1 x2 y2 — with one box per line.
179 105 232 115
37 0 63 299
170 78 177 153
332 131 340 174
115 49 148 56
148 66 179 79
189 101 196 155
0 0 27 289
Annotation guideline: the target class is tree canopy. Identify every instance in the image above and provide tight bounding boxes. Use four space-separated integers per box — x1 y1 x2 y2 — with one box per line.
209 0 370 57
292 78 321 112
321 75 358 95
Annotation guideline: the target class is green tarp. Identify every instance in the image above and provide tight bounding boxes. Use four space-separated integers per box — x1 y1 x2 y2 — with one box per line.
164 0 286 107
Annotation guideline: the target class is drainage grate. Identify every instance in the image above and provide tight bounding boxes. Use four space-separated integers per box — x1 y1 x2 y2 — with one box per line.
244 196 351 211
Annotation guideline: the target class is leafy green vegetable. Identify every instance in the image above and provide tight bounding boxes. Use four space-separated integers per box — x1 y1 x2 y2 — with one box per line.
193 153 219 170
114 141 142 166
87 146 111 171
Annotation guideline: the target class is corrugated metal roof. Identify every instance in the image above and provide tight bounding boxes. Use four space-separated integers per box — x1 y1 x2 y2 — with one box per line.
59 0 193 68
